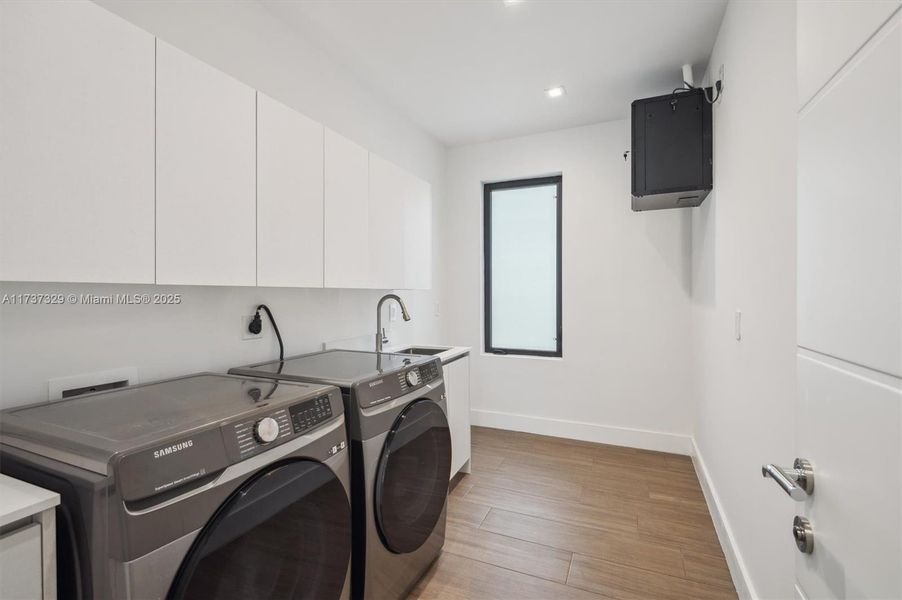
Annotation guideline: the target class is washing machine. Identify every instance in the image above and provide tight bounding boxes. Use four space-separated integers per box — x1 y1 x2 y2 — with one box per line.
229 350 451 600
0 373 352 600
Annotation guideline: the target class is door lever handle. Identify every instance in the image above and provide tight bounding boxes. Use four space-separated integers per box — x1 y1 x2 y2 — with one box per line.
761 458 814 501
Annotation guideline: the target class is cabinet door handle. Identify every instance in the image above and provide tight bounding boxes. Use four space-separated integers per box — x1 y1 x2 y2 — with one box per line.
761 458 814 501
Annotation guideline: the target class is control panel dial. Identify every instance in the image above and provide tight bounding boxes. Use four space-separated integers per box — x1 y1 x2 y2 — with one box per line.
406 370 420 387
254 416 280 444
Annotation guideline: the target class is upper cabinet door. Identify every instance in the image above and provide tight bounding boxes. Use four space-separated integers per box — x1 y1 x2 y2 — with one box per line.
368 154 407 289
0 1 155 283
324 130 369 288
403 175 432 289
156 41 256 286
257 93 324 288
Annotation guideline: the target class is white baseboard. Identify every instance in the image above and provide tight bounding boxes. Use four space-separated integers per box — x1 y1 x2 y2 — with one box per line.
470 408 694 455
692 437 756 600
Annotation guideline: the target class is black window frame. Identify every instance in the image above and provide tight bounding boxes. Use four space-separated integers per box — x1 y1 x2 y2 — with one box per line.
483 175 562 358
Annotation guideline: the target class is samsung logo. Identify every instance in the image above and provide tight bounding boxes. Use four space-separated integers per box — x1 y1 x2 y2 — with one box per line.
368 379 384 388
153 440 193 459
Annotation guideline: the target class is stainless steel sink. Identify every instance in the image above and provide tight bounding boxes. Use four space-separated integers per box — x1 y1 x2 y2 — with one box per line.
395 346 450 356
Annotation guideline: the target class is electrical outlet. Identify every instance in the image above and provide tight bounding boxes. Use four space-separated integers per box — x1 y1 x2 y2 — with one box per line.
389 304 399 322
434 302 441 317
735 309 742 341
243 315 262 341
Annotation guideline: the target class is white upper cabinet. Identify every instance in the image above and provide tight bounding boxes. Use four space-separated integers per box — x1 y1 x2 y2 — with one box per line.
368 154 407 289
0 0 155 283
257 93 324 288
155 41 256 286
367 153 433 290
402 174 433 289
324 129 370 289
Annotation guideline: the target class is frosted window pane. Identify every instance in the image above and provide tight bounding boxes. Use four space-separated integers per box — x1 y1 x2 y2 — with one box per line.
489 183 558 352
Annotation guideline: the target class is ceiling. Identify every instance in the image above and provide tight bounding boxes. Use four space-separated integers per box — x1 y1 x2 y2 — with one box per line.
261 0 727 146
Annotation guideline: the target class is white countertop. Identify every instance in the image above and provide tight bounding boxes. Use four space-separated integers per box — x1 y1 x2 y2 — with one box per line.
0 474 60 527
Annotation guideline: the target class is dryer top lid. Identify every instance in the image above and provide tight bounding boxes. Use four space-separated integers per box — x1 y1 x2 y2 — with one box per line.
230 349 430 389
0 373 337 464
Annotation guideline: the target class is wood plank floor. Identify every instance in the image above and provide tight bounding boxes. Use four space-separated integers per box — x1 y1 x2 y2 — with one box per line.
408 426 737 600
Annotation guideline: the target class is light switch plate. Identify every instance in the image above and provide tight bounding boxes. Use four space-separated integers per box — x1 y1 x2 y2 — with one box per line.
735 309 742 341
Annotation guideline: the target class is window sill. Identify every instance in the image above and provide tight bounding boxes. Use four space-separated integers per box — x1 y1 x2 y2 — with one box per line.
480 352 563 362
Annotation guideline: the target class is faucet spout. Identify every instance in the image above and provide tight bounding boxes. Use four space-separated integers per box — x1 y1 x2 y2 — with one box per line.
376 294 411 353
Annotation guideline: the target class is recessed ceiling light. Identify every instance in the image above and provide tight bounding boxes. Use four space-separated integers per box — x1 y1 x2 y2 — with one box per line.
545 86 566 98
503 0 523 6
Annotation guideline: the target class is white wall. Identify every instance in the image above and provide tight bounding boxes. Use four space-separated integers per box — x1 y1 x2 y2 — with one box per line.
0 0 446 407
442 121 695 453
690 2 798 598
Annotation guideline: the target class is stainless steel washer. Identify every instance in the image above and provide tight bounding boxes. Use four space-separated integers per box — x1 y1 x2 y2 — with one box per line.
0 373 352 600
230 350 451 600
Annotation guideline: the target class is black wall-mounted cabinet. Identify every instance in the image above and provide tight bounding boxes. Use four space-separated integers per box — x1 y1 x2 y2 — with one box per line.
631 88 713 211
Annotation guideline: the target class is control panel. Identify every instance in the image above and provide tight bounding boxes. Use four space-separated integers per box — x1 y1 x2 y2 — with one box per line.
232 408 292 459
228 394 335 461
397 360 442 394
289 394 333 434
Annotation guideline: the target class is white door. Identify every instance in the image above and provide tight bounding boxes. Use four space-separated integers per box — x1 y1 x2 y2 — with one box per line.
324 129 369 288
155 41 256 286
0 0 155 284
788 4 902 599
256 92 324 288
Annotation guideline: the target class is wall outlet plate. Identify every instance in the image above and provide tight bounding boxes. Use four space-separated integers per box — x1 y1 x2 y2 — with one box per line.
389 304 399 322
242 315 262 341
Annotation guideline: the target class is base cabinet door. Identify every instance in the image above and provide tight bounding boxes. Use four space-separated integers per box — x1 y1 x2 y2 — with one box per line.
0 523 42 600
446 356 471 476
155 41 256 286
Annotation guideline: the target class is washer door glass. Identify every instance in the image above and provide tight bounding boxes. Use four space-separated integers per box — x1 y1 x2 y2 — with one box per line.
168 459 350 600
375 399 451 554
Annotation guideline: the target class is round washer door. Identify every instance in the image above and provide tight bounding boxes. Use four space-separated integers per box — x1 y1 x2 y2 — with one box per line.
375 399 451 554
167 459 351 600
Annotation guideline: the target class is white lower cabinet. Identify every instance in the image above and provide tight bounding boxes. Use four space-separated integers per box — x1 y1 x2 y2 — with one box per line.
0 524 42 599
444 354 472 476
155 41 257 287
0 476 60 600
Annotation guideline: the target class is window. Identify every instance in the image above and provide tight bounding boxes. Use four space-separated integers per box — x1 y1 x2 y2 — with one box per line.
484 176 562 357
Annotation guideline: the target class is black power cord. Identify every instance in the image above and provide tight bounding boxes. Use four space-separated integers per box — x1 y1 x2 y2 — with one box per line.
674 79 723 104
249 304 284 361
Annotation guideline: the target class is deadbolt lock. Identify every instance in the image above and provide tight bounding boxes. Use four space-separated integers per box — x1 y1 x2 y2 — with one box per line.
792 515 814 554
